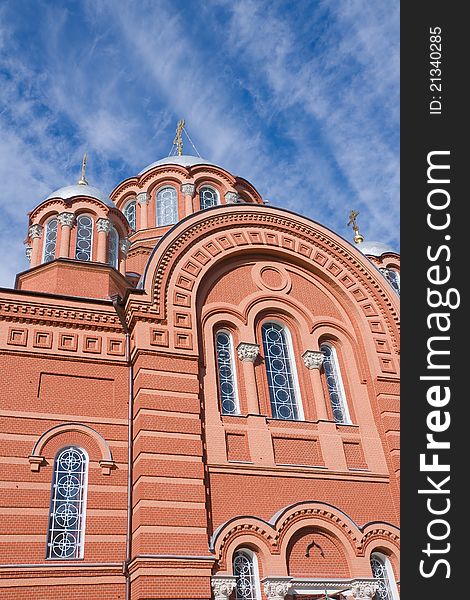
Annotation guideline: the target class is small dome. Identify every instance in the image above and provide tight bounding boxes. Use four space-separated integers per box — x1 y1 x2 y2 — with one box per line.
138 154 219 175
358 240 398 256
46 184 115 208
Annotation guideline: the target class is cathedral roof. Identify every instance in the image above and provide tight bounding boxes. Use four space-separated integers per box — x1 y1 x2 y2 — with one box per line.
138 154 219 175
45 184 115 208
358 240 398 256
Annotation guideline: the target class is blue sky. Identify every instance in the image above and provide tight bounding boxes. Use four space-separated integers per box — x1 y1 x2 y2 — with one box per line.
0 0 399 287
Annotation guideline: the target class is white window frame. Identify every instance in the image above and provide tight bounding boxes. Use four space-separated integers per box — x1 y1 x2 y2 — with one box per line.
215 328 240 416
233 548 262 600
42 216 58 264
156 185 178 227
75 214 94 262
370 551 400 600
321 342 352 424
123 198 137 231
199 185 219 210
108 225 120 269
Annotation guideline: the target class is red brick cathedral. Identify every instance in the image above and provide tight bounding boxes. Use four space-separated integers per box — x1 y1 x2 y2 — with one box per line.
0 151 400 600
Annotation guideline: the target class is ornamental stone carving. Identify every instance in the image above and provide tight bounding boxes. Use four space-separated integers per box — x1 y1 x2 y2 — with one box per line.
262 577 293 600
236 342 260 362
120 238 130 256
58 212 75 228
302 350 324 370
211 575 237 600
25 246 32 261
136 191 149 205
28 224 43 239
351 581 379 599
225 191 240 204
181 182 195 196
96 218 112 233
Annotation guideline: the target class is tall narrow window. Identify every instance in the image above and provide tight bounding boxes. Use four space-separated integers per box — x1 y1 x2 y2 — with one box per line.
156 186 178 226
233 550 260 600
123 199 136 231
321 343 351 424
47 447 88 559
261 322 301 420
75 215 93 261
42 217 58 263
108 226 119 269
380 268 400 295
371 553 397 600
199 186 218 210
216 330 239 415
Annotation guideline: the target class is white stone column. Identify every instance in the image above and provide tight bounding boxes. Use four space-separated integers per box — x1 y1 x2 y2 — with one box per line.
58 212 75 258
302 349 328 421
29 224 43 267
181 182 195 216
119 238 130 276
137 191 150 229
225 191 240 204
262 577 293 600
236 342 260 415
96 218 112 263
211 575 237 600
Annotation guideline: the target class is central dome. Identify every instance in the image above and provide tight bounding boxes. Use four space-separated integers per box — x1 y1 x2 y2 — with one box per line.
138 154 220 176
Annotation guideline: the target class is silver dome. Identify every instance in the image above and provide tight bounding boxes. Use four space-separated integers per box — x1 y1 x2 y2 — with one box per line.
138 154 219 176
358 240 398 256
46 184 115 208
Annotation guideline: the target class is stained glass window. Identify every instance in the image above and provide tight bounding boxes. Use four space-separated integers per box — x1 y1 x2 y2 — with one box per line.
216 330 239 415
43 217 58 263
108 226 119 269
47 447 88 559
234 550 259 600
371 554 395 600
75 215 93 262
321 344 350 424
123 199 136 231
261 322 301 420
200 186 218 210
156 187 178 226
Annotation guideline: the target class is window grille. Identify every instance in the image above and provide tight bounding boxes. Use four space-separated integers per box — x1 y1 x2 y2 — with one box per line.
371 554 395 600
47 447 88 559
234 550 259 600
380 268 400 295
156 187 178 226
108 226 119 269
43 218 58 263
261 322 301 420
200 186 218 210
123 200 136 230
216 330 239 415
75 215 93 261
321 344 350 424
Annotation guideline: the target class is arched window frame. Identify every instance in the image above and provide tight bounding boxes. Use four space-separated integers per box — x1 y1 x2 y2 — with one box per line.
233 548 262 600
320 342 352 425
380 267 400 295
370 551 400 600
199 185 219 210
74 213 94 262
42 216 58 264
260 320 304 421
156 185 178 227
123 198 136 231
47 446 89 560
108 225 120 269
215 328 240 416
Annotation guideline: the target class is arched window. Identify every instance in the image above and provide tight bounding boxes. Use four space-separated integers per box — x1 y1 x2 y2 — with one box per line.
156 186 178 226
47 447 88 559
371 553 399 600
108 226 119 269
233 549 261 600
261 322 302 420
123 199 136 231
321 343 351 424
75 214 94 262
215 330 239 415
199 186 218 210
42 217 58 263
380 268 400 295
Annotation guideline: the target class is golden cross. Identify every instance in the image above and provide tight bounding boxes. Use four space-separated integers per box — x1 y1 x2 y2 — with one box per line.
78 152 88 185
347 209 364 244
173 119 185 156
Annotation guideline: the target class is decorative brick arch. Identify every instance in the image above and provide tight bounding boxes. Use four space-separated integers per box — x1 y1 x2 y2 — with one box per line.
28 422 115 475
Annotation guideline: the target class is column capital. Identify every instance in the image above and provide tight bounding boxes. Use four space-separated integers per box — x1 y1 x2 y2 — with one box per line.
25 246 32 261
351 581 379 599
96 217 112 233
181 182 195 196
236 342 260 362
58 212 75 228
302 350 324 370
28 224 43 239
120 238 130 256
262 577 293 600
211 575 237 600
136 191 149 205
225 191 241 204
